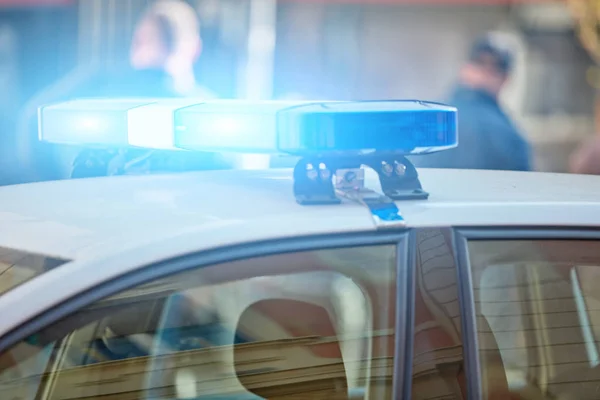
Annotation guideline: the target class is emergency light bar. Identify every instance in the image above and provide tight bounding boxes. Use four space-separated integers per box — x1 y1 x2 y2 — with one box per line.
39 98 458 211
39 99 457 155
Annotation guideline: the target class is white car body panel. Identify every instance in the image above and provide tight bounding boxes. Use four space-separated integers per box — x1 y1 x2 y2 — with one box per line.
0 167 600 338
1 168 599 259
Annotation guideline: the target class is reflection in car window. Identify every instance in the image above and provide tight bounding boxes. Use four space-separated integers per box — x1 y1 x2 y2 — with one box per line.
469 239 600 400
0 247 68 296
412 228 465 399
0 244 397 399
412 228 515 400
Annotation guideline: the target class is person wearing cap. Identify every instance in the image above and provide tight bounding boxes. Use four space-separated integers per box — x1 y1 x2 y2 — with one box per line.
412 32 532 171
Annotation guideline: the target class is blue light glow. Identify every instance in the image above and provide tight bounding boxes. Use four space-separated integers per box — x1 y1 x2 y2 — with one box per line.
208 117 244 137
39 99 155 146
39 111 128 145
276 101 458 155
172 101 298 152
76 116 103 131
174 113 275 151
39 99 458 156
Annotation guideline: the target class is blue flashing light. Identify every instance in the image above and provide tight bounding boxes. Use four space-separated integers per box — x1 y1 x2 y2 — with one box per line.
174 112 277 152
173 101 305 152
277 101 457 155
39 99 458 156
40 111 128 145
39 99 155 146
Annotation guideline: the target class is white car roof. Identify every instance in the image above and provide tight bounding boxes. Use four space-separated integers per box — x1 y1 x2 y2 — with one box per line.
1 168 600 261
1 167 600 339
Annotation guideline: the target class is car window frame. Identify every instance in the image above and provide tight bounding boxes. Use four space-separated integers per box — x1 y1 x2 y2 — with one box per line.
454 227 600 400
0 229 414 399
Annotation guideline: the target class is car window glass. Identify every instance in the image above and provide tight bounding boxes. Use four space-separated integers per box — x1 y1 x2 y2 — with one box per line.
0 244 397 400
469 239 600 400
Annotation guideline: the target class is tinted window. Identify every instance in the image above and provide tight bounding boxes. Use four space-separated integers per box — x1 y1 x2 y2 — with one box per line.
412 228 518 400
0 244 397 399
469 239 600 399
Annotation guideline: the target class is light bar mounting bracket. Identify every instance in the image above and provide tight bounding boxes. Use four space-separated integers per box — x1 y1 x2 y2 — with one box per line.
293 154 429 205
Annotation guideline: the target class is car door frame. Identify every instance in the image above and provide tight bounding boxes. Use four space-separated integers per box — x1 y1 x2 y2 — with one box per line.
0 229 415 399
453 227 600 400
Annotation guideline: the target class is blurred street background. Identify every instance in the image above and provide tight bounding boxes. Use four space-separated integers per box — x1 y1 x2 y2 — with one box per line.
0 0 597 179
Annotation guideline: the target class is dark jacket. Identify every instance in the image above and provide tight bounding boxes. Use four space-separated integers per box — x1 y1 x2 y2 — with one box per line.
411 85 531 171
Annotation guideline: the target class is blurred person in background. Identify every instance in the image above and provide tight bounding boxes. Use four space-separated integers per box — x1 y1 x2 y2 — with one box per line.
127 0 214 98
16 0 227 183
412 32 531 172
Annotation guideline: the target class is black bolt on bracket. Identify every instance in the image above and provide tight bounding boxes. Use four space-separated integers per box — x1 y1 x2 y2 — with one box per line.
364 155 429 200
293 158 341 205
293 154 429 205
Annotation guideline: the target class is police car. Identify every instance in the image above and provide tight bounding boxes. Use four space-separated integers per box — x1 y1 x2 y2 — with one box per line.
0 99 599 400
